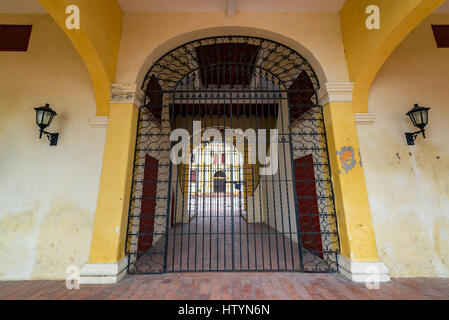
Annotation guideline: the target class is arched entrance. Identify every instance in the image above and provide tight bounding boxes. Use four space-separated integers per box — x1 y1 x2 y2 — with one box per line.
126 36 339 273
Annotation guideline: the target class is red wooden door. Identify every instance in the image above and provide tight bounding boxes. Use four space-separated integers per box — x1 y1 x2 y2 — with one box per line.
137 155 159 255
294 154 324 259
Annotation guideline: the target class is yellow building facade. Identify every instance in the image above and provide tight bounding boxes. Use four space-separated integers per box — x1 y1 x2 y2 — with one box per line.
0 0 448 282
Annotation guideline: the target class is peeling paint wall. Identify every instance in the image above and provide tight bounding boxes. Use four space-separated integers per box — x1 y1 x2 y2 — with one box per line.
0 14 106 280
360 14 449 277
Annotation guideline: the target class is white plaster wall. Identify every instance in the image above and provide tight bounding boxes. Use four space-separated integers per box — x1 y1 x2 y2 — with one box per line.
0 14 106 280
360 14 449 277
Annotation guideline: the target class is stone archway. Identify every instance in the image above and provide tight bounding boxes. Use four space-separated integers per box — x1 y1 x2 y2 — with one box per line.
125 36 340 274
81 28 392 283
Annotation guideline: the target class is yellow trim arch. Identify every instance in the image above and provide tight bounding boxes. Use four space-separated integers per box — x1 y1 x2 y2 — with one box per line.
340 0 445 113
38 0 123 116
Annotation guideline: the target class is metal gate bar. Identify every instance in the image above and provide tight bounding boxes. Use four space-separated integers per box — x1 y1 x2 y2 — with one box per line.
126 36 340 274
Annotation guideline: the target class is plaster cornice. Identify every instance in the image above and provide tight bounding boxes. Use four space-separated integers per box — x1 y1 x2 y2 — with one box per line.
88 116 109 128
317 82 354 106
110 83 144 106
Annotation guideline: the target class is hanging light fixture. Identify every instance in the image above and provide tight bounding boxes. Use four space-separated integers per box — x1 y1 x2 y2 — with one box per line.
34 103 59 146
405 104 430 145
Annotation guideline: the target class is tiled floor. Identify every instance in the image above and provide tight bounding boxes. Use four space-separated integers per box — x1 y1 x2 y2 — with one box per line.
1 273 448 300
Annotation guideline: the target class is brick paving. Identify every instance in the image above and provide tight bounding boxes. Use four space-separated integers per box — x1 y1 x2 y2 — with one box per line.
0 273 449 300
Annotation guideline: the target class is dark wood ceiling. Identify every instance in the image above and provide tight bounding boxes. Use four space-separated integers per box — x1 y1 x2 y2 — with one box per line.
0 25 32 51
432 25 449 48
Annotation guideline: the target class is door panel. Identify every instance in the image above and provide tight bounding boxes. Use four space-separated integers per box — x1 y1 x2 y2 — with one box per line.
294 154 324 259
137 155 159 255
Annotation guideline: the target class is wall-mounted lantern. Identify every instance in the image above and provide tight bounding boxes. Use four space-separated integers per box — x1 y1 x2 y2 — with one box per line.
34 104 59 146
405 104 430 145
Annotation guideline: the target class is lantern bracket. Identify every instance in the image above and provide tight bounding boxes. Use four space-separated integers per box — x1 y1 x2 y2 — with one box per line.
39 129 59 146
405 129 425 146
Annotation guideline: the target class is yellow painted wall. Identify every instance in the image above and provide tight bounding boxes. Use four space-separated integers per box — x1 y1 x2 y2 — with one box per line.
115 12 350 86
38 0 123 116
0 14 106 280
340 0 445 113
360 14 449 277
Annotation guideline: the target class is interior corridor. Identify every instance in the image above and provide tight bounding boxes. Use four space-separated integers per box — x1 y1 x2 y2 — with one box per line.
132 204 331 273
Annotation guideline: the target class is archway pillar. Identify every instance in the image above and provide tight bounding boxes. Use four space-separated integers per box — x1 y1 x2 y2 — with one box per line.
319 83 390 282
80 84 142 284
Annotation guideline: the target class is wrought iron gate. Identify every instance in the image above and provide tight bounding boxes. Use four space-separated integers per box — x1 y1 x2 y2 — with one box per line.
126 36 340 273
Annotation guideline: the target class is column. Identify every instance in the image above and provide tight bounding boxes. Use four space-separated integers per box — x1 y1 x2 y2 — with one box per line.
80 84 142 284
318 83 390 282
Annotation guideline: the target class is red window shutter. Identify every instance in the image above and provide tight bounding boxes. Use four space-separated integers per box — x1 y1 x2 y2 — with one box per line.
0 25 32 52
222 153 225 164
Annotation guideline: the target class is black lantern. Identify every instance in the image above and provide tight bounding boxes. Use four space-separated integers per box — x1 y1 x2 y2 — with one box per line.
34 104 59 146
405 104 430 145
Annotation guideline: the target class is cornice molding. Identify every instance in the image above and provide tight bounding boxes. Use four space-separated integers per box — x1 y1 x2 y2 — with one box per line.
110 83 144 106
318 82 354 106
355 113 376 126
88 116 109 128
